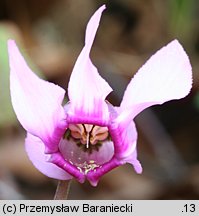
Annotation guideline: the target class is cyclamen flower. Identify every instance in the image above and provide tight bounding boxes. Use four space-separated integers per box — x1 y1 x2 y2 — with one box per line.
8 5 192 186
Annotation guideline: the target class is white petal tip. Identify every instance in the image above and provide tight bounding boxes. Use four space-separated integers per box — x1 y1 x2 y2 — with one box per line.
135 165 143 174
88 179 99 187
128 159 143 174
101 4 106 10
7 39 16 49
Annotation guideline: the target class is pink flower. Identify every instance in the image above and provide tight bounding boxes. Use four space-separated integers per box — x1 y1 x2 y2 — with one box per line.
8 5 192 186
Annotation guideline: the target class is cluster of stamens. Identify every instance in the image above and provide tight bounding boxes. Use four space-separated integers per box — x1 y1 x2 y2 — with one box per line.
69 160 101 174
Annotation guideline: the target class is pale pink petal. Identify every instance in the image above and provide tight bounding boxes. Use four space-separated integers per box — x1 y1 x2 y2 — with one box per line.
8 40 67 152
68 5 112 121
25 133 72 180
120 40 192 118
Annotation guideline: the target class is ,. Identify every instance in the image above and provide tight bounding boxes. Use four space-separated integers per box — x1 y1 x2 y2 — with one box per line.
8 5 192 186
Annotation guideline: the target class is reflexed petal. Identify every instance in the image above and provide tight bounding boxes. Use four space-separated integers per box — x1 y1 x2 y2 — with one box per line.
120 40 192 118
25 133 72 180
68 5 112 121
122 143 143 174
110 119 142 173
8 40 67 152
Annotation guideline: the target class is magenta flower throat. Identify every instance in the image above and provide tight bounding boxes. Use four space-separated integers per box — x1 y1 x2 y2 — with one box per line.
8 5 192 186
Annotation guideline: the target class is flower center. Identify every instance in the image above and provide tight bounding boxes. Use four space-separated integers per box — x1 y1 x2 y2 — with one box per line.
59 123 114 175
64 124 110 153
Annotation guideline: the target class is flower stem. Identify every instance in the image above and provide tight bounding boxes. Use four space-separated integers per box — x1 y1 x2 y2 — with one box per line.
54 180 72 200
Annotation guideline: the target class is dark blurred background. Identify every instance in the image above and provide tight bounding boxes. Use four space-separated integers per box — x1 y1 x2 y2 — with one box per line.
0 0 199 199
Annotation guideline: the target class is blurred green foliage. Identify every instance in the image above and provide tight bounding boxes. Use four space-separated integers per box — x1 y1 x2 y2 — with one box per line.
0 26 16 127
169 0 195 45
